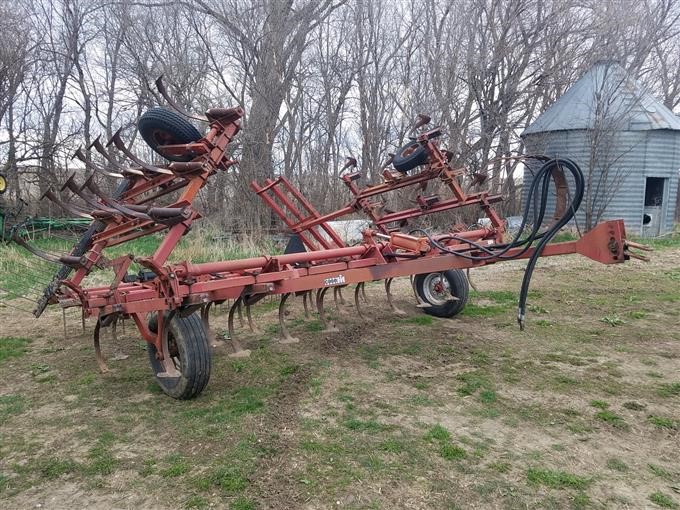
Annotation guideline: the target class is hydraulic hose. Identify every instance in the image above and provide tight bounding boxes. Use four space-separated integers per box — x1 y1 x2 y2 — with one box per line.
410 158 584 329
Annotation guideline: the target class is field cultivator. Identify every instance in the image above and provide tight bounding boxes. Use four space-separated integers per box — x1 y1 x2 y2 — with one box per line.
16 80 650 399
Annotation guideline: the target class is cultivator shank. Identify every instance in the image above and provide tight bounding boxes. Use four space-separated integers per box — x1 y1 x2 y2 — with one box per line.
20 84 647 399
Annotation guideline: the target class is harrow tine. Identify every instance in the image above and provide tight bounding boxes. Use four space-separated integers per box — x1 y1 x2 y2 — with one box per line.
83 177 153 221
361 282 369 303
41 187 93 219
385 278 406 315
62 174 118 215
155 75 209 122
90 136 146 177
316 288 338 333
12 232 82 267
278 293 299 344
72 147 124 179
227 297 251 358
108 129 173 175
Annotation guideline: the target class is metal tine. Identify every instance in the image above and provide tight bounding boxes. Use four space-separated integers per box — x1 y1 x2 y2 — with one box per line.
90 136 146 177
155 75 209 123
61 173 118 214
227 296 251 358
107 128 173 175
315 288 338 333
385 277 406 315
83 177 153 221
72 147 124 179
41 187 93 220
12 232 82 267
278 293 299 344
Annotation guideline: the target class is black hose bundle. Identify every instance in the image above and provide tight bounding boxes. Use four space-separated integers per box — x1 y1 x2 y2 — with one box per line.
410 157 585 329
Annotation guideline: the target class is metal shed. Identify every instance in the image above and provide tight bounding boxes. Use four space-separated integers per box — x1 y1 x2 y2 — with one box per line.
521 61 680 236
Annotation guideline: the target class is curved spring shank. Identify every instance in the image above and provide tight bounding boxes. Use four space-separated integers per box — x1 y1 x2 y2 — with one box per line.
354 283 367 319
316 288 338 332
278 293 300 344
385 278 406 315
333 286 347 305
301 291 311 319
411 275 429 307
93 318 110 373
466 268 478 292
200 303 216 344
227 297 251 357
333 286 349 314
245 302 256 332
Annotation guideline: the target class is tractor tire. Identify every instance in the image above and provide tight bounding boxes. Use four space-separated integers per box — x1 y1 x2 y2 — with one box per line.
414 269 469 318
138 107 202 162
392 141 429 172
147 312 211 399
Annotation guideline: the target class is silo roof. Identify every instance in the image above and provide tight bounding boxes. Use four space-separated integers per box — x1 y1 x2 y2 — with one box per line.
522 61 680 136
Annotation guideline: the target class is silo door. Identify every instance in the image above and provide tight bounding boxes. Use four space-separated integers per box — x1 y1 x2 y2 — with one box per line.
642 177 667 237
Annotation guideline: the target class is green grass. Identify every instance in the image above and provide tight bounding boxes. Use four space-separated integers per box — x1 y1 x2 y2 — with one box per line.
0 337 30 363
595 410 628 429
424 424 451 442
606 458 629 472
648 415 679 430
0 394 26 424
590 399 609 410
160 454 191 477
439 443 466 460
658 382 680 397
649 491 679 509
648 463 673 480
526 468 591 490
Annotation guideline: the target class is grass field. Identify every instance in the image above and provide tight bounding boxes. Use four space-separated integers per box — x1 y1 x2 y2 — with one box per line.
0 236 679 509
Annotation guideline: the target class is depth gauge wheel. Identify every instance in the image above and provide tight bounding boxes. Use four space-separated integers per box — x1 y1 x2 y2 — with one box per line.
147 312 211 399
414 269 469 318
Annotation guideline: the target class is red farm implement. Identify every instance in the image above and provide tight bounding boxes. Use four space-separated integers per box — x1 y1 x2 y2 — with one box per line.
17 79 650 399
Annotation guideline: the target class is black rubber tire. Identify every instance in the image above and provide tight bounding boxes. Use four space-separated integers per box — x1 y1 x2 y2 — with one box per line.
414 269 469 318
0 173 7 194
147 312 211 399
138 107 202 162
392 141 429 172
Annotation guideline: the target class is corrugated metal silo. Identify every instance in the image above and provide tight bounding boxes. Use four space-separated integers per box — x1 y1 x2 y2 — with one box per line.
521 61 680 236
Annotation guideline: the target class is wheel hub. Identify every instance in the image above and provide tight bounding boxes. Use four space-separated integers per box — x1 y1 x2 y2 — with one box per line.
423 273 452 305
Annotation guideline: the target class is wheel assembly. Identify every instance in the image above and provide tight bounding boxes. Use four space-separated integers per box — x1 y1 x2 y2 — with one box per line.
138 107 202 162
413 269 469 318
147 312 211 399
392 140 429 172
